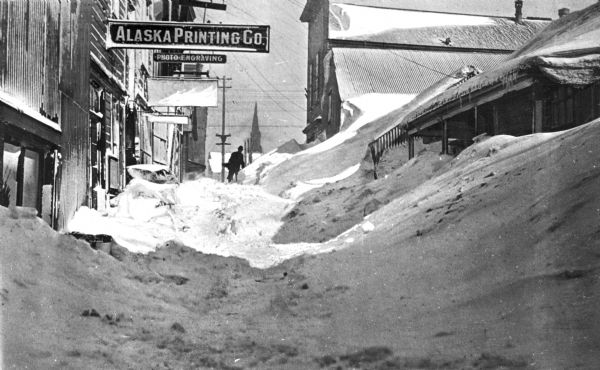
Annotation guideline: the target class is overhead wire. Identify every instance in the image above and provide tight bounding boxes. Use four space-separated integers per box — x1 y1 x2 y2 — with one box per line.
229 54 307 111
203 1 307 125
226 55 306 122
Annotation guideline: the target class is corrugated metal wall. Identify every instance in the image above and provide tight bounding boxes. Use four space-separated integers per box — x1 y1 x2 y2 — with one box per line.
56 0 91 229
0 0 61 121
1 0 91 229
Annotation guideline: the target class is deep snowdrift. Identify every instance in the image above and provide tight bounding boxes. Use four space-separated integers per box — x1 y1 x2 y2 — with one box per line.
67 178 335 268
2 119 600 368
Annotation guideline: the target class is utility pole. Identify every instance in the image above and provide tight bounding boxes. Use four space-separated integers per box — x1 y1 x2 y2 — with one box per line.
216 75 232 182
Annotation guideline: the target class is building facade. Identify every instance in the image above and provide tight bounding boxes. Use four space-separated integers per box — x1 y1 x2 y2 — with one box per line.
0 0 91 228
0 0 212 227
397 3 600 160
300 0 550 143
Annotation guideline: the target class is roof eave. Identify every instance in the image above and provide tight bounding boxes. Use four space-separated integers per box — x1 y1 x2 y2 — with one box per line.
406 75 535 135
328 39 516 54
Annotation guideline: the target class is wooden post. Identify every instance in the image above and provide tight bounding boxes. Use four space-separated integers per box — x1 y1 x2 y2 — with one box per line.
531 91 536 134
474 106 478 136
408 135 415 159
0 123 5 182
442 120 448 155
492 105 499 135
16 147 25 206
593 82 599 117
121 103 126 189
534 100 543 133
216 76 232 182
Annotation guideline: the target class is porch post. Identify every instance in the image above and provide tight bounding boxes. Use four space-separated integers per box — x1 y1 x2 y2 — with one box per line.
0 123 5 181
534 100 543 133
408 135 415 159
442 119 448 155
492 105 499 135
474 106 478 135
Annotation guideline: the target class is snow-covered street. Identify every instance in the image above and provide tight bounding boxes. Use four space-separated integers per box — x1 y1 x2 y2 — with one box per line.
3 116 600 369
3 1 600 369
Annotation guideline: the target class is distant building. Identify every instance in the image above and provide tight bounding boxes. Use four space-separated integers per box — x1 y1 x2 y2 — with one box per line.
89 0 131 213
392 3 600 160
299 0 550 143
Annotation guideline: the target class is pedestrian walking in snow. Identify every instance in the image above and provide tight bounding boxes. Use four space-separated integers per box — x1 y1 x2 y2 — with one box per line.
226 146 245 183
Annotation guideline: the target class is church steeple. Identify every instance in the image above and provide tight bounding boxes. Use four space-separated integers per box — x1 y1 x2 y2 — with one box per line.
250 102 263 153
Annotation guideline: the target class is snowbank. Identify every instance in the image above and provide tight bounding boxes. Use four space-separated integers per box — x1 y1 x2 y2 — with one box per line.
241 139 306 185
298 93 415 156
282 163 361 200
67 177 347 268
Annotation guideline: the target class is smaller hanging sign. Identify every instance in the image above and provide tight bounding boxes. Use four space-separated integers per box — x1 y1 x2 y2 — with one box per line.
153 53 227 63
145 114 190 125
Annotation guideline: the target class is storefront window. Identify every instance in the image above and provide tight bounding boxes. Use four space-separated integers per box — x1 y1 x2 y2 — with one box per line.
2 144 41 209
3 143 19 207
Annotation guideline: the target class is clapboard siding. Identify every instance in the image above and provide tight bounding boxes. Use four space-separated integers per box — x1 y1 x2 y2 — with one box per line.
90 0 126 85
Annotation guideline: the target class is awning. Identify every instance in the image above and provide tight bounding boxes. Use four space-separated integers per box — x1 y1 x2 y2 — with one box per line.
147 78 218 107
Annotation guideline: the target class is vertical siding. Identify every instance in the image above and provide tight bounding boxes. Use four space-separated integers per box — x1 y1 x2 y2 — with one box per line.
56 0 91 229
0 0 90 227
0 0 61 121
0 0 6 87
45 0 61 118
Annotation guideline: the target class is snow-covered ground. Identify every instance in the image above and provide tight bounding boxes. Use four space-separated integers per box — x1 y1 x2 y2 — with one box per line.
68 178 331 268
4 117 600 369
298 93 415 157
67 90 418 267
4 111 600 370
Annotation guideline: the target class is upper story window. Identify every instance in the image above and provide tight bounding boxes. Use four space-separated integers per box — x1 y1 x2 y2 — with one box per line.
90 81 103 115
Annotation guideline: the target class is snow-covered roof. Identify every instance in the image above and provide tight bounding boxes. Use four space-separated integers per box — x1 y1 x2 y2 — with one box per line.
332 47 507 101
328 3 550 51
403 2 600 125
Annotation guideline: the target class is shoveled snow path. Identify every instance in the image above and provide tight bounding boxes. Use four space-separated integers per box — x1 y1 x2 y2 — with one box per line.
68 178 345 268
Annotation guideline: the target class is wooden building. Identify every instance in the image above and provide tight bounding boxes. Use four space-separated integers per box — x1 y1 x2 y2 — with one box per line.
90 0 197 207
0 0 91 228
88 0 130 211
300 0 550 143
1 0 208 227
397 3 600 160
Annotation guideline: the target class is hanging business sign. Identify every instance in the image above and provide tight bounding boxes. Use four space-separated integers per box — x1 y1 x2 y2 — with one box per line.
106 20 270 53
179 0 227 11
147 78 218 107
145 114 190 125
153 53 227 63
